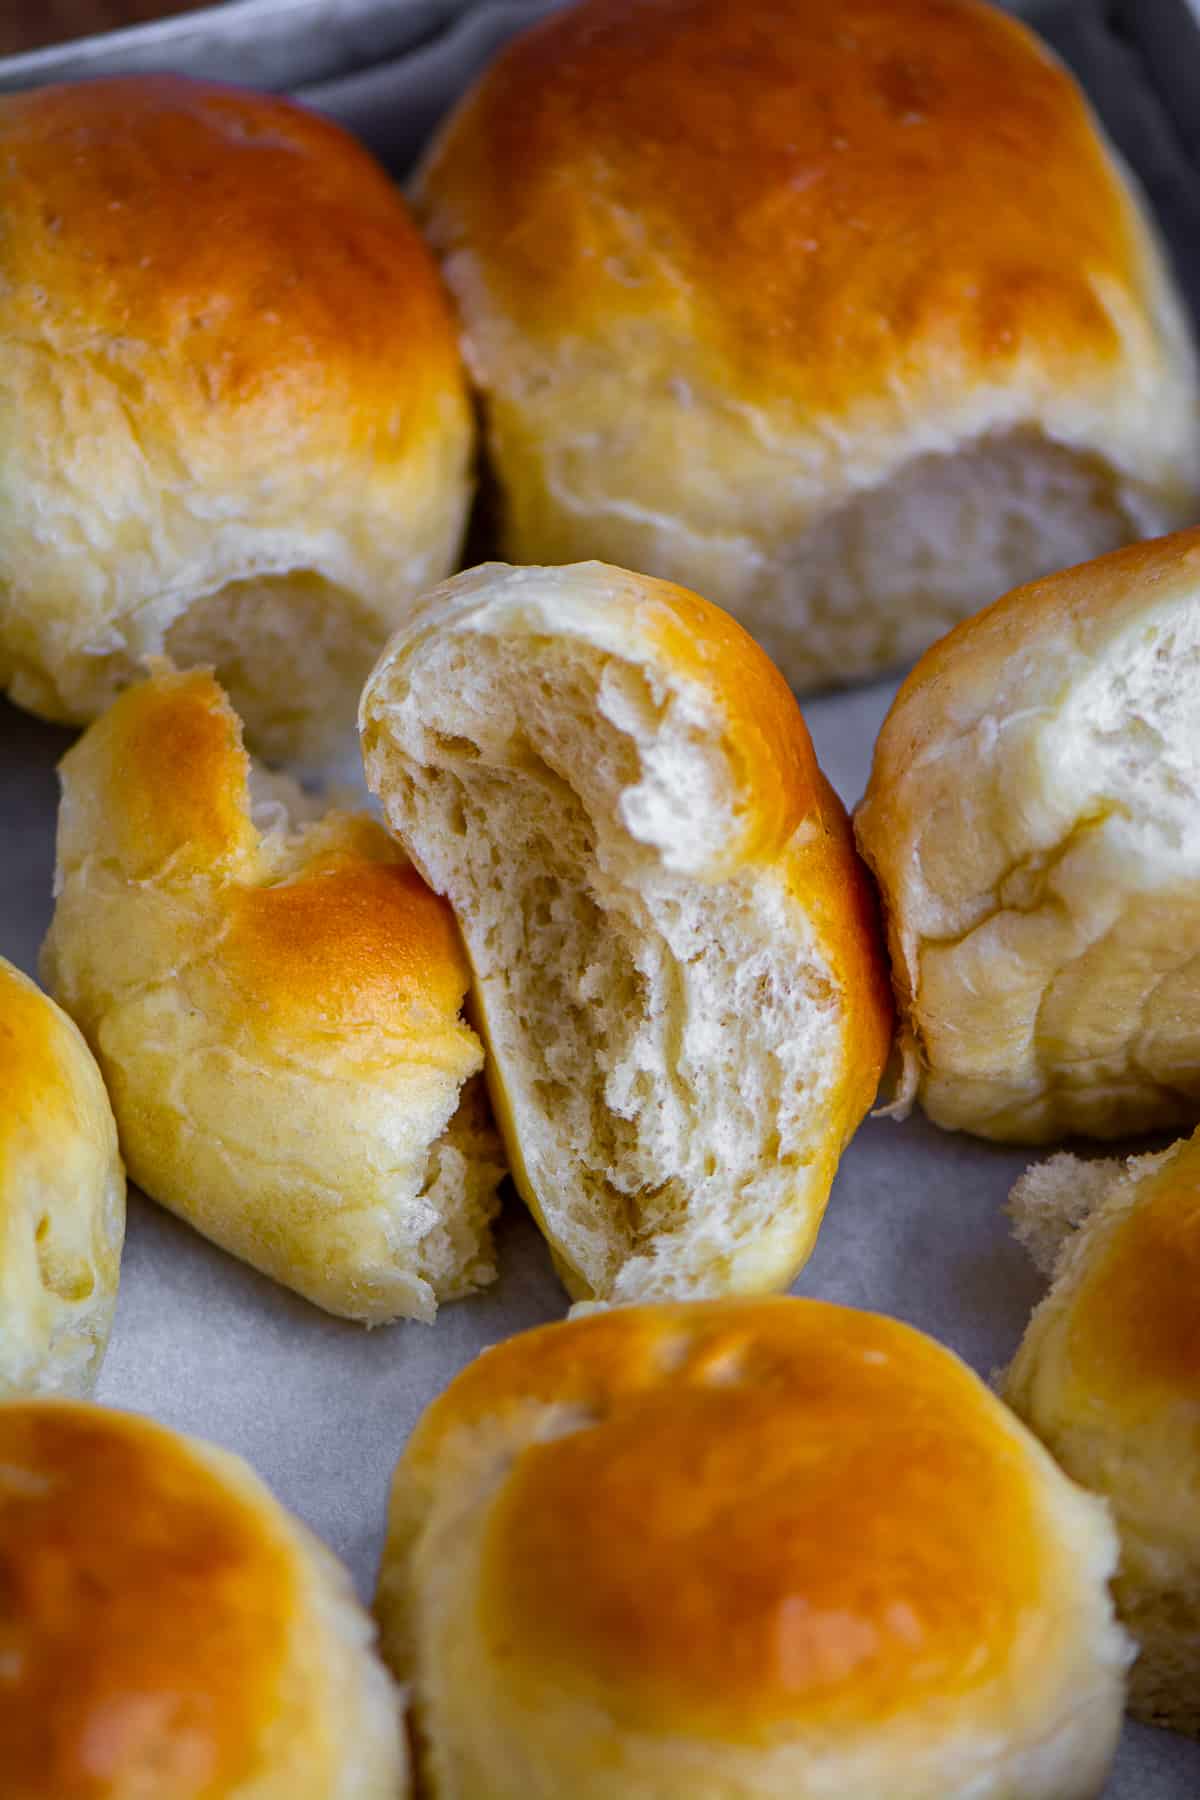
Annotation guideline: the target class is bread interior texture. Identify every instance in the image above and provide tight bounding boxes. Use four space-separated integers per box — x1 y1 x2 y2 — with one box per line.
754 430 1138 678
2 570 384 766
369 635 840 1302
512 420 1152 687
163 571 382 762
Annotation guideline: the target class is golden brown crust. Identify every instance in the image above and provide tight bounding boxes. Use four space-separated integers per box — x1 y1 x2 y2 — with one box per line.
644 582 894 1177
418 0 1169 433
1065 1142 1200 1407
0 76 474 758
225 857 473 1037
91 667 257 879
0 1402 296 1797
42 667 500 1323
0 961 94 1158
474 1305 1041 1734
0 960 124 1398
644 584 822 855
63 667 474 1032
386 1298 1127 1785
0 1400 411 1797
0 75 462 470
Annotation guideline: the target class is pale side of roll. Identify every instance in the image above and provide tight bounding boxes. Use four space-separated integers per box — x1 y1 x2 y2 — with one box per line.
856 527 1200 1143
361 561 892 1304
42 666 505 1323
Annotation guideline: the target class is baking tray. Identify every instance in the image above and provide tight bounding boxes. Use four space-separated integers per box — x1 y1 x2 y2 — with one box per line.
1 3 1198 1794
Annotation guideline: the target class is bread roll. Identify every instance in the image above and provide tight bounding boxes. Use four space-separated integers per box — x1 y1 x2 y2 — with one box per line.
360 561 891 1303
41 666 505 1323
376 1296 1128 1798
0 75 473 762
412 0 1200 692
856 527 1200 1143
0 1398 407 1797
1006 1138 1200 1734
0 958 124 1398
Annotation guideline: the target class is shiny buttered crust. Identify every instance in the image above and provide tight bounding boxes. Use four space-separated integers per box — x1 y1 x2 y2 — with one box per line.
361 561 892 1304
1006 1138 1200 1733
41 667 505 1324
0 960 124 1398
376 1298 1128 1799
856 526 1200 1143
0 75 473 760
0 1400 407 1798
414 0 1200 692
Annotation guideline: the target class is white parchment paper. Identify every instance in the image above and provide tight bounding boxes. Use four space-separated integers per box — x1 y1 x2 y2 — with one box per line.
2 1 1199 1792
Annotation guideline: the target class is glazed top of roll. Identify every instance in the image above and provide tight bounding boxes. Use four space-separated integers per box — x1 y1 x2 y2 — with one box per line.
416 0 1195 506
388 1297 1122 1744
0 957 119 1215
0 1400 406 1797
1011 1137 1200 1427
52 665 476 1044
0 73 463 481
0 74 475 759
0 957 124 1396
0 1402 300 1794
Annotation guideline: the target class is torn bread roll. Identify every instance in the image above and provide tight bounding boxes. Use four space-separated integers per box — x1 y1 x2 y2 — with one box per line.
41 666 505 1324
856 526 1200 1143
1006 1138 1200 1735
413 0 1200 692
361 561 893 1304
376 1297 1128 1799
0 74 473 762
0 1399 408 1797
0 958 124 1398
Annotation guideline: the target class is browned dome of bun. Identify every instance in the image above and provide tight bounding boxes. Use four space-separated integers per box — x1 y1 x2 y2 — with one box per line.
414 0 1200 689
1007 1132 1200 1734
0 75 474 760
378 1298 1129 1798
0 959 124 1398
0 1399 408 1796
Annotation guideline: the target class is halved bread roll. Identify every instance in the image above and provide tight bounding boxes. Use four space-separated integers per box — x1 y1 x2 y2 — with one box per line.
376 1297 1128 1798
361 561 893 1303
856 527 1200 1143
42 666 505 1324
0 958 124 1398
1006 1137 1200 1735
0 1398 407 1797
